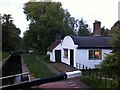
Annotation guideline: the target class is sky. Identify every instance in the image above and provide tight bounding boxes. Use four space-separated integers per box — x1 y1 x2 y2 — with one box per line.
0 0 120 37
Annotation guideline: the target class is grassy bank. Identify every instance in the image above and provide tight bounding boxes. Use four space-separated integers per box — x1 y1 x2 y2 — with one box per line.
24 54 54 78
0 52 10 60
80 75 118 88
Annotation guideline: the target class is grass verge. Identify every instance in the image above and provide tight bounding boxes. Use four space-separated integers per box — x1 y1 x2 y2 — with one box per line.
37 54 53 63
80 75 118 89
0 52 10 60
24 54 54 78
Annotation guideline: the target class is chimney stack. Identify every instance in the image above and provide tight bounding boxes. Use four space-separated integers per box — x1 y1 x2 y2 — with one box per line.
56 33 61 40
93 20 101 36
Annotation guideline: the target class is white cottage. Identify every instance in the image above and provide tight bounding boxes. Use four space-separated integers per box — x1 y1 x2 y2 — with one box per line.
47 20 112 69
47 33 62 62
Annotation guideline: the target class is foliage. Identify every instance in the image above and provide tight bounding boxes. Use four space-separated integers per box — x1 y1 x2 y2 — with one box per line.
101 26 110 36
1 52 10 60
78 18 90 36
23 1 81 53
42 54 52 63
24 54 54 78
2 14 21 52
100 53 119 77
80 76 117 88
100 25 120 89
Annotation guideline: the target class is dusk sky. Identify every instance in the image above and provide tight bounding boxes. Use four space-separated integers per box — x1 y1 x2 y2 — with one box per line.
0 0 119 37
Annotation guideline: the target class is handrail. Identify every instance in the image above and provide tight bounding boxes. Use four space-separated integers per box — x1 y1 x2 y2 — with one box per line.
1 70 81 90
0 72 29 80
1 73 67 90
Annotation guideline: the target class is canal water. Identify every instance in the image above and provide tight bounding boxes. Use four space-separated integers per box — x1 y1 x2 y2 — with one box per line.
2 53 22 86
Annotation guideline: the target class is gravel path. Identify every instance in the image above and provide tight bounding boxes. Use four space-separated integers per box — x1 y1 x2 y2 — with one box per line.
21 55 35 81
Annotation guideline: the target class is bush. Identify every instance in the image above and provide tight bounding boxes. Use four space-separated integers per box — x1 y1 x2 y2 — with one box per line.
80 75 118 88
80 75 100 88
43 54 52 63
45 54 50 60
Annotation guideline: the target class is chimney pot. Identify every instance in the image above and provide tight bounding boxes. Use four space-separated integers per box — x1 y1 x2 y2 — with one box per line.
93 20 101 36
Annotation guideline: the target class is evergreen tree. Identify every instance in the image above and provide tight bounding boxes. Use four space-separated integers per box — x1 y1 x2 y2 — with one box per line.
78 18 90 36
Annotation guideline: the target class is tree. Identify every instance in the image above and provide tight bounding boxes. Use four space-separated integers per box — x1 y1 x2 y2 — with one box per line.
78 18 90 36
100 22 120 89
63 9 78 35
2 14 21 52
110 21 120 36
23 1 76 53
101 26 110 36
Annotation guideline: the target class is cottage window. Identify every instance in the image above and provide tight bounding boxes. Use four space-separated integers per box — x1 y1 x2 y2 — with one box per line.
89 50 102 60
64 49 68 58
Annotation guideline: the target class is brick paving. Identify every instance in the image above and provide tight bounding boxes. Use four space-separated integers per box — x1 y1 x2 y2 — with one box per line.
38 78 89 89
38 81 71 88
50 63 77 73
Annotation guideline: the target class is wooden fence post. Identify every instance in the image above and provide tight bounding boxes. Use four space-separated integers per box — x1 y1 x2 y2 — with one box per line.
76 63 78 69
82 65 84 75
83 65 84 71
89 68 91 75
105 76 106 88
96 69 97 77
111 81 112 90
79 63 81 69
100 75 101 85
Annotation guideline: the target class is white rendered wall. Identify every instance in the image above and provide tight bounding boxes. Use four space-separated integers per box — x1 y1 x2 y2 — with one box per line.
75 49 112 69
53 42 62 62
47 42 62 62
61 36 77 65
47 51 55 62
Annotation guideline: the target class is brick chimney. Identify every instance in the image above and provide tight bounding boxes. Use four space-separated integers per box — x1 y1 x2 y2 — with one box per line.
93 20 101 36
55 33 61 40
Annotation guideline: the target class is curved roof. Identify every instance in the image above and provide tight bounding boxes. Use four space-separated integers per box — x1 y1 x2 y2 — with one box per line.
70 35 112 49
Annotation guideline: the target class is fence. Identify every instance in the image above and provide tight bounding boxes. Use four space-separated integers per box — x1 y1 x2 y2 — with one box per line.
0 72 30 87
76 62 116 89
0 70 81 90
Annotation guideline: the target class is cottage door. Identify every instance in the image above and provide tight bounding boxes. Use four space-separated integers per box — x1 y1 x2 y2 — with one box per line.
55 50 61 62
70 49 74 66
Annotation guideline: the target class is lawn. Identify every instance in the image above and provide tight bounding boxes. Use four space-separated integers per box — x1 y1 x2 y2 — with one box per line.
24 54 54 78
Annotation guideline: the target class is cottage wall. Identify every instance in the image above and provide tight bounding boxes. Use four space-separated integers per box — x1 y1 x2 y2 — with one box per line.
47 43 62 62
47 35 112 69
61 36 77 65
75 49 112 69
47 51 55 62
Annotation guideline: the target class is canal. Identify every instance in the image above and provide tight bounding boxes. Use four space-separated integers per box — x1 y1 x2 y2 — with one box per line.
2 52 22 86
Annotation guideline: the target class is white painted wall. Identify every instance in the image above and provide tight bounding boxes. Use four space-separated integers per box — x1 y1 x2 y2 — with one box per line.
47 41 62 62
47 35 112 69
75 49 112 69
61 36 77 65
47 51 55 62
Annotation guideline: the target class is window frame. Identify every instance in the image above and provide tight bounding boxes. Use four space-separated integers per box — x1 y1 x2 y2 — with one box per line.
89 49 102 60
63 49 68 59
